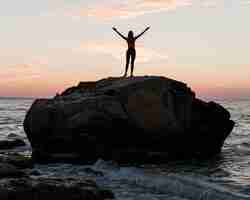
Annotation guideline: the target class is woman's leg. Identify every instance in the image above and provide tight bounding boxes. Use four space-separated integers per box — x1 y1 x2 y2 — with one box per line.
124 49 130 77
130 49 136 77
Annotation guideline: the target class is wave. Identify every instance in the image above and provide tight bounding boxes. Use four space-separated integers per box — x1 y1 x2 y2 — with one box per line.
33 159 250 200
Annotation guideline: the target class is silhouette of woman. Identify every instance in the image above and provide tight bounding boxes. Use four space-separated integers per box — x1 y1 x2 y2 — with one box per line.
112 27 150 77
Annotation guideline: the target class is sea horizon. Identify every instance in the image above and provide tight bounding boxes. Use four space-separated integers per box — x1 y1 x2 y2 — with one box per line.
1 95 249 102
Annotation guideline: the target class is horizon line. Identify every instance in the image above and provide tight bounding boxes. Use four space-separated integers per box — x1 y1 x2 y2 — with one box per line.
1 95 249 102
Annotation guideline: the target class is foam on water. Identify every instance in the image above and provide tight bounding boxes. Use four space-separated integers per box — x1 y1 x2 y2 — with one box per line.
32 159 250 200
0 98 33 141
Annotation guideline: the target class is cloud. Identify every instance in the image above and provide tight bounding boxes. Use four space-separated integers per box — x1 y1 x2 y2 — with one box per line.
67 0 193 19
79 40 168 63
198 0 227 8
200 1 218 8
1 66 40 81
66 0 227 20
0 58 50 82
11 64 32 69
240 0 250 5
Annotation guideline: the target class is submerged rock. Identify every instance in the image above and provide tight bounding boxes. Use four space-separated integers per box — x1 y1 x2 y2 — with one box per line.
0 139 26 150
0 163 24 178
0 154 33 169
23 76 234 163
0 177 114 200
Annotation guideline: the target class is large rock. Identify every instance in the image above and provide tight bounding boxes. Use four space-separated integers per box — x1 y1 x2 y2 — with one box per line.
23 76 234 163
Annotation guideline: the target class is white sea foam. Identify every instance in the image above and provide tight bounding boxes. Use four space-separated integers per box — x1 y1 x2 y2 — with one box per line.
33 159 250 200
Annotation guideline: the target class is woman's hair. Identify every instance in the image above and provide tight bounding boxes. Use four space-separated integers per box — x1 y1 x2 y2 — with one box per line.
128 30 134 39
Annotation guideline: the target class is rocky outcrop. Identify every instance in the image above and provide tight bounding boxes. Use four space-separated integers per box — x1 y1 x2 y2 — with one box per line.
23 76 234 163
0 156 113 199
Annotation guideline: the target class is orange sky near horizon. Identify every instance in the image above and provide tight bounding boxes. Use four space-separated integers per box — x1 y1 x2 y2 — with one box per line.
0 0 250 100
1 63 249 100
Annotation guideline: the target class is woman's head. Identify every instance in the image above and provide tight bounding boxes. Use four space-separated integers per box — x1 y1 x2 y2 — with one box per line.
128 30 134 39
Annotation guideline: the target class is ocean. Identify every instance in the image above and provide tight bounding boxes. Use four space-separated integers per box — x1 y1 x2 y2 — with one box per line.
1 97 250 199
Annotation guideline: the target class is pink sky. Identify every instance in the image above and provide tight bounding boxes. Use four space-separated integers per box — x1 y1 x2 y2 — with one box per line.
0 0 249 100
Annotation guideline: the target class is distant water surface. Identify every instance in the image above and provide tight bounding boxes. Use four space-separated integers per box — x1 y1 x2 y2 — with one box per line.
0 97 250 198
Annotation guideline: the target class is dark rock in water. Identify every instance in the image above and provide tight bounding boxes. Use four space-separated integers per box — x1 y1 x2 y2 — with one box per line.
23 76 235 163
7 133 20 138
0 177 114 200
83 167 104 176
0 154 33 169
99 189 115 199
0 139 26 150
27 169 41 176
0 163 25 178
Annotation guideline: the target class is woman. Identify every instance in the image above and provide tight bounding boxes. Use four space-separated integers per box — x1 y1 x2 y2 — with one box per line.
112 26 150 77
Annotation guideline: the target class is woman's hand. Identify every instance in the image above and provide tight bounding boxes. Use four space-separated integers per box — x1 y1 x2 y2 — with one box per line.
112 27 126 40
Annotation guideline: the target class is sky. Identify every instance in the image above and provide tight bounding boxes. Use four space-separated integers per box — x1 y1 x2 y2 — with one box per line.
0 0 249 100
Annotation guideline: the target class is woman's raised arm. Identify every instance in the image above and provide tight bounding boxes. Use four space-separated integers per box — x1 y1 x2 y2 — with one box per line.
112 27 127 40
135 26 150 40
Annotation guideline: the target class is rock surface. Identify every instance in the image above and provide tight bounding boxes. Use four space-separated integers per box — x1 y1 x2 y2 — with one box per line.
0 163 25 178
23 76 234 163
0 139 26 150
0 177 114 200
0 153 33 169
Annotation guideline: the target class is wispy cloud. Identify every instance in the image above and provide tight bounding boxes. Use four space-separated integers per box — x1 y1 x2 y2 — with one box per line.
0 58 50 81
65 0 231 20
67 0 193 19
11 64 32 69
240 0 250 5
78 40 168 63
200 0 218 8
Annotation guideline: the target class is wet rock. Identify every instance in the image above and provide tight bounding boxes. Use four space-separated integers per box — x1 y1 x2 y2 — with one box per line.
0 154 33 169
0 177 114 200
99 189 115 199
7 133 20 138
0 139 26 150
23 76 235 163
83 167 104 176
0 163 24 178
28 169 41 176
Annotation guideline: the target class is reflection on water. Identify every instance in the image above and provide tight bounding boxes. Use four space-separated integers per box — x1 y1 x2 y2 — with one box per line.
0 98 34 140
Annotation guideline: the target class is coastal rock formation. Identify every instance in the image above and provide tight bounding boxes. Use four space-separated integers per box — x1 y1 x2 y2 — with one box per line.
23 76 234 163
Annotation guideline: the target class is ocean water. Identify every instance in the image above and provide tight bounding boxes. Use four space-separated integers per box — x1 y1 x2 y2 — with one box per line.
0 97 250 199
